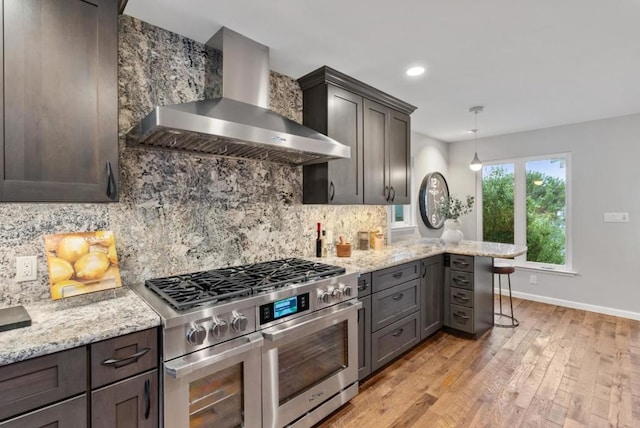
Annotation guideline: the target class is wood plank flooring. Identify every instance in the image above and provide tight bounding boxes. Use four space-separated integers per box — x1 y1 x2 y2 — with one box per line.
318 298 640 427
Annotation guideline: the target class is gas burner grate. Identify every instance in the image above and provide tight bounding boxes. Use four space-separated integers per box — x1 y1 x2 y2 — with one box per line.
145 258 346 311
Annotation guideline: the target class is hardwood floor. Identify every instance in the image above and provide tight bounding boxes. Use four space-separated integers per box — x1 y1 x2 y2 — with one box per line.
319 298 640 427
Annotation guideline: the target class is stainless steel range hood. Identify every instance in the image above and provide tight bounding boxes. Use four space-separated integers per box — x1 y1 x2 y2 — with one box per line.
126 27 350 166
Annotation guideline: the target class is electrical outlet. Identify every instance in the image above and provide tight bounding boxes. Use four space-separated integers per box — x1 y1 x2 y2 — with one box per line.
530 274 537 285
16 256 37 282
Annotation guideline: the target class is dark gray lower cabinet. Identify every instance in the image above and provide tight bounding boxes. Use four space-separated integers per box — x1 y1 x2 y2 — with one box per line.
0 396 86 428
357 295 372 380
420 255 444 340
92 370 158 428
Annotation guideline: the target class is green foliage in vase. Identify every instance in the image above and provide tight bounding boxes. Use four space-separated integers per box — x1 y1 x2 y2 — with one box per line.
437 195 475 220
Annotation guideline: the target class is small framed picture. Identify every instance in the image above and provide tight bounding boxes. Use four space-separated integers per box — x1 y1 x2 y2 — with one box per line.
419 172 449 229
44 231 122 300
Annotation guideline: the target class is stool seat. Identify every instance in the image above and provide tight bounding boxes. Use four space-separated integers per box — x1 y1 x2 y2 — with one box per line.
493 265 515 275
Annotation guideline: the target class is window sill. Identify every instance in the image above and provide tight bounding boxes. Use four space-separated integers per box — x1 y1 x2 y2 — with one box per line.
511 264 578 277
390 225 417 232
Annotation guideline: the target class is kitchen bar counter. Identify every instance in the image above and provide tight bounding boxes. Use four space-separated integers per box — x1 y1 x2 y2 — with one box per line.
319 238 527 273
0 287 160 366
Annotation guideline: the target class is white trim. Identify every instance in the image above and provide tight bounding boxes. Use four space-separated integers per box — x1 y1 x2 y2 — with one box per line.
511 263 578 277
496 289 640 321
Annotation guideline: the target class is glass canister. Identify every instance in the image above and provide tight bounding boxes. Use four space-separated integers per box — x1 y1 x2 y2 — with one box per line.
358 231 370 250
369 230 378 250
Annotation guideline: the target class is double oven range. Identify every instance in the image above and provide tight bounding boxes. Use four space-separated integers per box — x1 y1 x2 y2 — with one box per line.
134 258 361 428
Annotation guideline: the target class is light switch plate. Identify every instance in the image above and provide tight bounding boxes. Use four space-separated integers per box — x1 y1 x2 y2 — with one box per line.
603 212 629 223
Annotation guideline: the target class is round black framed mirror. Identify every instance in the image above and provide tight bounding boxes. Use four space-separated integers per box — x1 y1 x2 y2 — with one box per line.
419 172 449 229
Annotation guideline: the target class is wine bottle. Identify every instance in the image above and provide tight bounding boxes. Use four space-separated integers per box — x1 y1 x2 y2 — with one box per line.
315 222 322 257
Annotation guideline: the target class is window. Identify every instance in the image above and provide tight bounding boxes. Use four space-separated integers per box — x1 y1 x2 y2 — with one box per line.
391 204 411 227
479 154 571 270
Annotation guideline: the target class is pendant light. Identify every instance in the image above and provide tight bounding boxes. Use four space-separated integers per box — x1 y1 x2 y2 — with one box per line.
469 106 484 172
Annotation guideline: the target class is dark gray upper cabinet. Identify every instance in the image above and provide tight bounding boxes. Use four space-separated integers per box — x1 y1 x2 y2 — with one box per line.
298 66 415 205
0 0 118 202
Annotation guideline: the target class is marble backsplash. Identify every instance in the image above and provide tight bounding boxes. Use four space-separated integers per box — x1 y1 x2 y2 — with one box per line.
0 16 386 305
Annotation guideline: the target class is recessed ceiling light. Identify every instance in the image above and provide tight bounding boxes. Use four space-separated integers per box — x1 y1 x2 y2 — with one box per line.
406 66 425 77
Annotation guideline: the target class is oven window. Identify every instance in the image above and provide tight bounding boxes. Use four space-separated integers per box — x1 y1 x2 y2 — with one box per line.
278 321 348 405
188 363 244 428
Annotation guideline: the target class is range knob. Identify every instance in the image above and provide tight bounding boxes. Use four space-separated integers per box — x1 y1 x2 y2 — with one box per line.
231 311 248 332
319 290 331 304
186 323 207 346
342 285 353 297
209 317 228 339
331 287 342 300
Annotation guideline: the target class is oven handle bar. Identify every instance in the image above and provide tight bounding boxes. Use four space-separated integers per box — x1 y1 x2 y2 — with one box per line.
262 300 362 342
164 332 263 379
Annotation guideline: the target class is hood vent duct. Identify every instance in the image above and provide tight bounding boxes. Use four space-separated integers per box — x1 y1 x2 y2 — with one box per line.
126 27 350 166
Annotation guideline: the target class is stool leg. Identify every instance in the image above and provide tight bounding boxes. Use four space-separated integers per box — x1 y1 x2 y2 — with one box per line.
507 273 515 327
498 274 503 315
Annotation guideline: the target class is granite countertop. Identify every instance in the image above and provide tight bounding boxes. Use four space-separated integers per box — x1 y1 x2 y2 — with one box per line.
0 287 160 366
318 238 527 273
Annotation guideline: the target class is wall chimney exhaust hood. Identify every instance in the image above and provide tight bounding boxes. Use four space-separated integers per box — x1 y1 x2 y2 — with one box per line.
126 27 350 166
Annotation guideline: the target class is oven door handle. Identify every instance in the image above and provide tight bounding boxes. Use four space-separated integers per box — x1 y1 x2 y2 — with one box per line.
262 300 362 342
164 332 263 379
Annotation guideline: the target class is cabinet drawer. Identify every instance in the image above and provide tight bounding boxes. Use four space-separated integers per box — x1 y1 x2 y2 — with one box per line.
450 255 474 272
371 279 420 332
371 312 419 372
372 261 419 293
449 304 475 333
91 328 158 389
0 347 86 421
450 287 473 308
357 272 372 297
0 395 86 428
449 270 474 290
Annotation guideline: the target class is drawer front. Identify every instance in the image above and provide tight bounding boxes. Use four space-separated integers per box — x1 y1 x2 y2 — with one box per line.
371 312 419 372
449 304 475 333
0 395 86 428
91 328 158 389
449 270 474 290
450 287 473 308
371 279 420 332
357 272 372 297
0 347 86 421
372 261 419 293
450 255 474 272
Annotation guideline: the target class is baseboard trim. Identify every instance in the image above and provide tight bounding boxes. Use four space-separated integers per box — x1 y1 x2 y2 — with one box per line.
495 289 640 321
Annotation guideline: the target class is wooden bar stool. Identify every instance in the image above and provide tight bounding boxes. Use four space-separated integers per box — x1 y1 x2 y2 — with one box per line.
493 264 519 328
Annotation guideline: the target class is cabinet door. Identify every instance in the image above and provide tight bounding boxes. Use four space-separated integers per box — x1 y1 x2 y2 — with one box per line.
0 396 86 428
388 110 411 205
326 86 364 204
421 256 444 340
357 296 372 380
92 370 158 428
0 0 118 202
363 99 390 204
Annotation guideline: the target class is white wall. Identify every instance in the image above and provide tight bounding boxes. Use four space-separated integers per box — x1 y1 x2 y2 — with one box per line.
448 113 640 318
412 132 449 238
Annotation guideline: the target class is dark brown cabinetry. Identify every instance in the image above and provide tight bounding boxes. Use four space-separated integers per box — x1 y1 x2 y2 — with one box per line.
420 255 444 340
0 0 118 202
298 66 415 205
443 254 494 338
0 328 158 427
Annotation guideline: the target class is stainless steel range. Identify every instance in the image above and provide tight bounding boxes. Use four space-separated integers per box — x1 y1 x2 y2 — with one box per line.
135 258 361 428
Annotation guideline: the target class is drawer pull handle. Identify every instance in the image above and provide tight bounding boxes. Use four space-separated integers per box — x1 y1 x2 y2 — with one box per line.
392 293 404 301
392 272 404 279
454 294 470 302
106 161 117 200
453 260 470 267
453 278 470 285
358 282 369 292
144 378 151 420
454 312 470 321
392 328 404 337
101 347 151 367
329 181 335 201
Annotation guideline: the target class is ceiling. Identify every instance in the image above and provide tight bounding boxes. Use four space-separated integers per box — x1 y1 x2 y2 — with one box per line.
125 0 640 142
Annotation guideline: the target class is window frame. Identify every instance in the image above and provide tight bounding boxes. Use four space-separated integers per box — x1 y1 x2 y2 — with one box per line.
476 152 573 272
